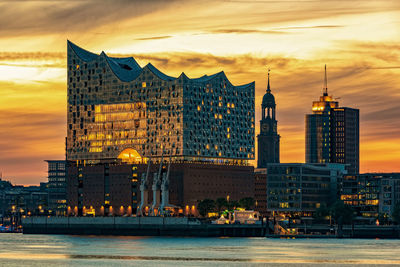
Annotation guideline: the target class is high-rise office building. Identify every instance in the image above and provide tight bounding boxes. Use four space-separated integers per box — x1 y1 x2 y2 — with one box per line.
67 41 255 164
305 66 359 174
257 70 280 167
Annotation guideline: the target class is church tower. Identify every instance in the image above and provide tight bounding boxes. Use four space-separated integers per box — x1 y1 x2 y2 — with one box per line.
257 69 280 167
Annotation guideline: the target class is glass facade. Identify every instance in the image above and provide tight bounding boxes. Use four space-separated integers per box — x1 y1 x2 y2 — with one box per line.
266 163 345 215
67 41 255 164
46 160 67 215
305 90 359 174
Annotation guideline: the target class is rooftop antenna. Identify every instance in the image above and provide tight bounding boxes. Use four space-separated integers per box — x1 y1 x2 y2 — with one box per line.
267 67 271 93
323 64 328 96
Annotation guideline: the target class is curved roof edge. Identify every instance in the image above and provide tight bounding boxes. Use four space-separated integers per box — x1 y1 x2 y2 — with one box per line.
145 63 176 81
67 41 254 86
68 40 98 62
236 81 255 89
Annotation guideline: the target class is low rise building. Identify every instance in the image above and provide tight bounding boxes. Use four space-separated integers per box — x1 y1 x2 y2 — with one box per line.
0 180 48 226
341 173 400 222
67 161 254 216
254 169 267 217
265 163 346 217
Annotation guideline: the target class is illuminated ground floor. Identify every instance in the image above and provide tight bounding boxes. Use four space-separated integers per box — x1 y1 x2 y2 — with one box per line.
67 161 254 217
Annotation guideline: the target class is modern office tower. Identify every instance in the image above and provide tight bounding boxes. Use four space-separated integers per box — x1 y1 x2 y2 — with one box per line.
305 65 359 174
257 70 280 167
266 163 346 217
45 160 67 215
66 41 255 164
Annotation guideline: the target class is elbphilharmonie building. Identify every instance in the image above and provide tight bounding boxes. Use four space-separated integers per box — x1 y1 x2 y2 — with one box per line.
67 41 255 164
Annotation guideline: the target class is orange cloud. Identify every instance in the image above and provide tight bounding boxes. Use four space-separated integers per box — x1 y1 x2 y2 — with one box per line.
0 0 399 184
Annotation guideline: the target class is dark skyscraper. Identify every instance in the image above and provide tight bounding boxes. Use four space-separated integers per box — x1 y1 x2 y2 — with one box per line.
257 70 280 167
305 65 359 174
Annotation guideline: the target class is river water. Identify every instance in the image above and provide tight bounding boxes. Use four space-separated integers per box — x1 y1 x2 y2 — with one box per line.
0 234 399 266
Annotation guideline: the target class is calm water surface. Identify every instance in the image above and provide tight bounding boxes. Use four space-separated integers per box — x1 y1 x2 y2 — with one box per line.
0 233 399 266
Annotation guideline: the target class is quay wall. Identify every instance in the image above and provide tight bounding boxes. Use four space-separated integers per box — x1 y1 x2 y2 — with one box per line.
22 217 266 237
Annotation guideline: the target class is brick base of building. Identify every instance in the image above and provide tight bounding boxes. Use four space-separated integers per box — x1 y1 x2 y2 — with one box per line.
67 161 254 216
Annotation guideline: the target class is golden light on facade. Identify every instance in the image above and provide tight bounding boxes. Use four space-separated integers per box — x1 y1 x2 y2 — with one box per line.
118 148 146 164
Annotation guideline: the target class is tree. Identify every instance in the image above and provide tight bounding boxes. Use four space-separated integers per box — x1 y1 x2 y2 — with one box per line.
330 201 355 225
216 198 228 215
239 197 255 210
377 213 389 225
392 203 400 224
197 199 215 217
314 203 330 223
227 200 239 210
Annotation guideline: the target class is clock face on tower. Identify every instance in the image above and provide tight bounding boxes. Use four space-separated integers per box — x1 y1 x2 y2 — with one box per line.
262 123 269 133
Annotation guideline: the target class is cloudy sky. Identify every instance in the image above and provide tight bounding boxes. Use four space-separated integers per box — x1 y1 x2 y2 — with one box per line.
0 0 399 184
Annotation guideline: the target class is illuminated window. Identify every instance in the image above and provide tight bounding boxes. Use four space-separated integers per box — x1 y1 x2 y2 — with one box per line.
142 82 146 88
76 65 80 70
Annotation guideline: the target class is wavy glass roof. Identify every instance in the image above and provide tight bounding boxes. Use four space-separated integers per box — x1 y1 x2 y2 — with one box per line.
68 40 253 87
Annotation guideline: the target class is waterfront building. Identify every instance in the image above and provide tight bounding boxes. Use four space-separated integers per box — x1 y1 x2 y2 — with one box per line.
67 162 254 216
266 163 347 217
257 70 280 167
0 179 48 226
65 41 256 215
380 174 400 216
254 169 268 217
66 41 255 163
45 160 67 216
341 173 400 222
305 65 359 174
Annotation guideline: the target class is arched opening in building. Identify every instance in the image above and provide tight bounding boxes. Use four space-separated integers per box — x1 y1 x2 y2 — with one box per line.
117 148 147 164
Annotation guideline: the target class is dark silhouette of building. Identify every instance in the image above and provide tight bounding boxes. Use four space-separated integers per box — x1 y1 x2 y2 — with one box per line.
254 169 268 217
0 178 48 227
305 65 359 174
257 70 280 167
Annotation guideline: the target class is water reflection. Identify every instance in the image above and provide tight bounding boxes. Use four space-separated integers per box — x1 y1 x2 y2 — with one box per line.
0 234 400 266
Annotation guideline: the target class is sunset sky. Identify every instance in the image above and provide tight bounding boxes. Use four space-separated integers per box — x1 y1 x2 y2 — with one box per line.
0 0 399 185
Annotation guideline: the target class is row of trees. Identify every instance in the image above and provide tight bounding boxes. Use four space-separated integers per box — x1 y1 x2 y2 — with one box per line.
197 197 255 217
314 201 355 225
315 201 400 225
